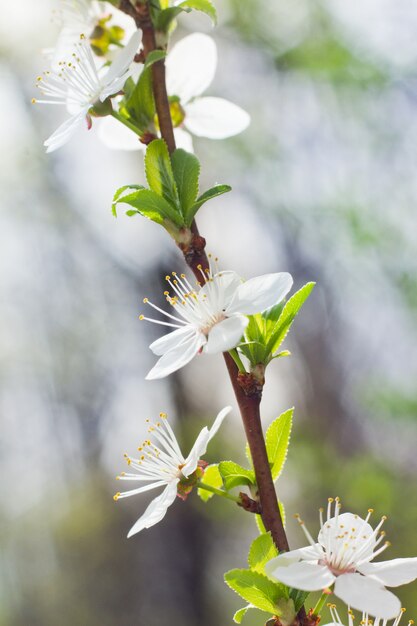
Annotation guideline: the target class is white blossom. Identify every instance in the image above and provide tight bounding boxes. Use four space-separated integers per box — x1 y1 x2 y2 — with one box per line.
140 261 293 380
51 0 136 65
33 30 141 152
266 498 417 619
98 33 250 152
114 407 230 537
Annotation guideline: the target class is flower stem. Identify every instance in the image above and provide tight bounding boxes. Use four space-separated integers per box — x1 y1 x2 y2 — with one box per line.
229 348 247 374
198 482 241 503
111 110 142 136
313 590 331 616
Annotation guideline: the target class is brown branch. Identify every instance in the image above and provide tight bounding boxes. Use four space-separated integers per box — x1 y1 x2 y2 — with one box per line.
118 2 308 622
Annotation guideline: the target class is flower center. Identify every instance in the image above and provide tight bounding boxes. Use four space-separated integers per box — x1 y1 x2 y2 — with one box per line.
199 312 226 336
320 559 356 576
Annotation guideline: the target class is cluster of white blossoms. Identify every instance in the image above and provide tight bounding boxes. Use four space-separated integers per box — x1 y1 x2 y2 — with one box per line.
34 2 250 152
266 498 417 619
114 406 231 537
35 4 417 623
139 260 293 379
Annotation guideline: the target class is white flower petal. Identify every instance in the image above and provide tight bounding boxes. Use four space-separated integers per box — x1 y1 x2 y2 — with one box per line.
181 406 231 477
97 116 145 151
318 512 376 558
149 326 196 356
199 271 242 310
227 272 293 316
265 545 323 575
104 29 142 87
44 110 88 153
204 315 248 354
184 97 250 139
358 558 417 588
166 33 217 103
268 560 335 591
127 482 178 538
173 127 194 152
334 574 401 619
145 332 206 379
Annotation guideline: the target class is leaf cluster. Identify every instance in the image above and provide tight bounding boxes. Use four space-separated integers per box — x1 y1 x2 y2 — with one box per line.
112 139 231 238
225 532 306 624
239 282 315 368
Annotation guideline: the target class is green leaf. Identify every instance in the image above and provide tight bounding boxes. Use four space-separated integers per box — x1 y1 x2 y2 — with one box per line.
233 605 260 624
224 569 288 614
290 589 310 613
218 461 255 490
124 67 155 131
155 6 189 32
187 184 231 223
143 49 166 70
113 188 184 229
265 409 293 481
197 464 222 502
179 0 217 23
255 514 266 534
112 184 144 217
145 139 180 208
266 282 315 357
171 149 200 223
248 533 278 574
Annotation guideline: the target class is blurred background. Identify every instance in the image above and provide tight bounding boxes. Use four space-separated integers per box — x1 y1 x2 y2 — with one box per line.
1 0 417 624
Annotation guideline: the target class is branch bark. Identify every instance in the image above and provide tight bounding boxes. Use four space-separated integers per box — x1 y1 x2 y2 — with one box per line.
119 2 307 622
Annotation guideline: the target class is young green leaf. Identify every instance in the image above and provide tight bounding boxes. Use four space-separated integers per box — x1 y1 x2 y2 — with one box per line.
233 605 266 624
145 139 180 208
265 282 315 357
187 184 231 223
112 184 145 217
248 532 278 574
265 408 293 481
143 49 166 71
290 589 310 613
179 0 217 23
197 464 222 502
218 461 255 490
154 6 189 33
124 67 155 131
113 188 184 229
224 569 288 614
171 149 200 222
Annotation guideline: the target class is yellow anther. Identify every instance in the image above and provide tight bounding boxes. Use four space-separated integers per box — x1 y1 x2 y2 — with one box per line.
80 33 86 39
160 412 167 418
113 493 120 501
328 497 334 503
181 273 186 278
165 275 170 281
368 508 374 513
400 609 406 613
197 264 202 270
139 315 144 320
143 297 149 303
31 98 36 104
164 291 169 296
